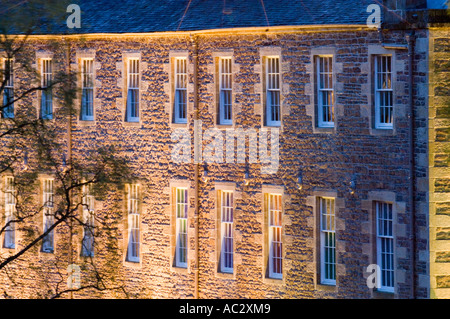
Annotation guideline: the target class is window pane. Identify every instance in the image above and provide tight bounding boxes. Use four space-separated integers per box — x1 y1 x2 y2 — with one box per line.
42 179 54 252
320 197 336 282
220 191 233 272
375 56 393 128
268 193 282 277
127 184 139 261
126 59 139 121
81 183 95 257
81 88 94 119
41 59 53 119
2 59 14 118
219 58 232 124
266 57 280 126
81 59 94 120
127 88 139 120
3 177 15 248
41 90 53 119
174 58 187 123
376 201 394 290
317 56 334 127
176 187 188 267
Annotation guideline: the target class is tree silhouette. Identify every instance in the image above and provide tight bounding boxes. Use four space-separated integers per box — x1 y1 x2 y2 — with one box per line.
0 0 131 298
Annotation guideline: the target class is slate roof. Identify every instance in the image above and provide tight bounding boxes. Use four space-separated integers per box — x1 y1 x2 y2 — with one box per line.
4 0 380 35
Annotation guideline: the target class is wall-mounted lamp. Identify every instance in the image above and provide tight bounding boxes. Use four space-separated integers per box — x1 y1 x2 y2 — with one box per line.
349 178 356 195
202 163 208 183
22 151 28 171
243 167 250 186
297 173 303 190
61 154 68 173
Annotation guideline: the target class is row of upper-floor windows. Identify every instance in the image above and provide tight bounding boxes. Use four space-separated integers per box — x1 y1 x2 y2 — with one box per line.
1 53 394 129
1 177 395 292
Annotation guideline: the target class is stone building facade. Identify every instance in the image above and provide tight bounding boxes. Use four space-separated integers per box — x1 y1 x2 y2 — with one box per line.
0 0 447 299
429 25 450 299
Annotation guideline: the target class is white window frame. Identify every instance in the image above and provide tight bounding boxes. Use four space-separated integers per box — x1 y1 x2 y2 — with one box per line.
126 184 140 262
40 58 53 120
3 176 15 249
376 201 394 293
81 183 95 257
316 56 334 128
175 187 188 268
374 55 393 129
319 197 336 285
219 57 232 125
81 58 94 121
219 190 233 273
265 56 281 127
126 58 139 122
2 58 14 119
174 58 187 124
268 193 282 279
42 179 54 253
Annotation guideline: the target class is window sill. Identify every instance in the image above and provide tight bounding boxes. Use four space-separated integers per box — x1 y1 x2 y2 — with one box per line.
124 258 142 268
172 120 188 125
316 282 337 292
370 127 394 136
126 118 140 123
263 123 283 135
375 124 393 130
170 121 189 129
40 249 54 255
320 279 336 286
171 265 189 274
126 258 140 263
263 275 283 285
215 270 235 280
265 123 281 128
216 123 234 129
123 121 141 128
318 123 335 128
312 126 336 134
372 289 394 299
77 119 96 126
39 117 54 122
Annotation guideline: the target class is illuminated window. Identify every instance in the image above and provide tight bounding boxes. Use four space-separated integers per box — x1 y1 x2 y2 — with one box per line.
376 201 394 292
219 57 232 125
126 58 139 122
374 55 393 129
126 184 140 262
174 58 187 124
265 57 281 127
42 179 54 253
316 56 334 128
268 193 282 279
319 197 336 285
41 59 53 119
2 59 14 119
219 190 233 273
3 176 15 249
81 183 95 257
81 59 94 121
175 187 188 267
